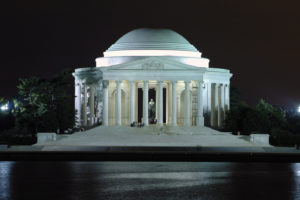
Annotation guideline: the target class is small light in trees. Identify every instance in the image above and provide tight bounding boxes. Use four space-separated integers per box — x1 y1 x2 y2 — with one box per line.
298 106 300 113
0 104 8 111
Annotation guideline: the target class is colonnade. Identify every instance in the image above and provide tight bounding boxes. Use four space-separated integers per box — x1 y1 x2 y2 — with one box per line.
101 80 205 127
208 83 230 128
75 79 229 128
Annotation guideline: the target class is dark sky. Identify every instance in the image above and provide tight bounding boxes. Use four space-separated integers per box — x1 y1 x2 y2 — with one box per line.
1 0 300 108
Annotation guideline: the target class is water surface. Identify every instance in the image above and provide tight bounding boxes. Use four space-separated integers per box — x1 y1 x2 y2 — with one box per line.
0 161 299 200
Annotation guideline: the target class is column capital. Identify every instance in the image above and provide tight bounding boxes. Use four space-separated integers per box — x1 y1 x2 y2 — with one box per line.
197 80 204 87
102 80 109 88
157 80 163 84
75 77 81 84
115 80 121 85
143 81 148 90
171 80 177 84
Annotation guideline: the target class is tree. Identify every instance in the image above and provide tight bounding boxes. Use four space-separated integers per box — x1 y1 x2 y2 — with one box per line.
224 101 251 134
285 110 300 134
0 97 14 132
230 86 242 108
242 108 270 134
254 99 287 131
224 99 287 135
14 69 75 134
14 77 51 134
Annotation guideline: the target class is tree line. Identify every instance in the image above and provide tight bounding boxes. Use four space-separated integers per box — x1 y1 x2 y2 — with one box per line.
224 87 300 146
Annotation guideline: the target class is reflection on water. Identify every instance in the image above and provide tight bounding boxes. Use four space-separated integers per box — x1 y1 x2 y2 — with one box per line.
0 161 299 200
292 163 300 199
0 162 13 200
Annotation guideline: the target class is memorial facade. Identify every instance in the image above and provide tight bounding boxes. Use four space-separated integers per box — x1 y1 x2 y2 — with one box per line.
73 28 232 128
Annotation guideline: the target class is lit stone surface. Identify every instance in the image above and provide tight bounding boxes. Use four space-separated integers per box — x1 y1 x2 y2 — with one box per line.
72 28 232 128
250 134 270 145
34 126 271 147
37 133 56 143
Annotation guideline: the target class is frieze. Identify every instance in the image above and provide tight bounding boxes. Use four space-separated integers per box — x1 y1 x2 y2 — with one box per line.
141 61 164 70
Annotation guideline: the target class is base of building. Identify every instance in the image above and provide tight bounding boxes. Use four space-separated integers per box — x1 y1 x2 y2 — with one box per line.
34 125 271 148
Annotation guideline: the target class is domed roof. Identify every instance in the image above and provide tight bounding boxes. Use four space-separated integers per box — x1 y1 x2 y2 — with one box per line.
106 28 198 52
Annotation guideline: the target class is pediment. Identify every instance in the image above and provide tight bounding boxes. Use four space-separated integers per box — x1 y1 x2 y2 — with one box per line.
103 57 202 71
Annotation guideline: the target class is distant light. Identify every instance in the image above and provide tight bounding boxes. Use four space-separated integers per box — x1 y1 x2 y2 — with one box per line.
0 104 8 111
298 106 300 113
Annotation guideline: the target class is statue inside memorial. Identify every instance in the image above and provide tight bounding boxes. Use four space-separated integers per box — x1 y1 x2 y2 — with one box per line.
149 99 156 124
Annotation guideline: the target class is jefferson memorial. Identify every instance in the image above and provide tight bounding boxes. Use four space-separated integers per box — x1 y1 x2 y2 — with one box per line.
73 28 232 128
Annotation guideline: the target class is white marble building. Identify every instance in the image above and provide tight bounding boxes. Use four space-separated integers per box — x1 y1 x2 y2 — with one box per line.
73 28 232 128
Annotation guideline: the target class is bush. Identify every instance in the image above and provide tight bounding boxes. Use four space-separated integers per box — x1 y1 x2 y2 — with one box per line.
242 109 270 135
0 127 37 145
223 101 251 134
224 99 288 137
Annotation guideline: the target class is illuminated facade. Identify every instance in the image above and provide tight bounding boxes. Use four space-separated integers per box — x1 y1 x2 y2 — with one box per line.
73 28 232 128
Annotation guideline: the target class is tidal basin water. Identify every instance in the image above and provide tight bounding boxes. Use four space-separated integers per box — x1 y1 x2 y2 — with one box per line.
1 161 300 200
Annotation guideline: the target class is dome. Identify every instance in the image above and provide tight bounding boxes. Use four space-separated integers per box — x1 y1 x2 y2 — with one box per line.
105 28 199 56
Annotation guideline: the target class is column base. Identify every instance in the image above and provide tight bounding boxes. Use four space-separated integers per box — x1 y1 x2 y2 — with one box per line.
184 122 191 127
197 116 204 126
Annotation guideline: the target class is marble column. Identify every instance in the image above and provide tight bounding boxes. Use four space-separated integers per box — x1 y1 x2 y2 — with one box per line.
210 83 217 127
155 86 158 120
206 82 213 126
88 84 95 126
103 80 109 126
130 81 135 124
218 84 224 128
158 80 163 126
75 79 81 126
185 81 191 126
143 81 149 125
214 83 219 128
171 81 177 126
197 81 204 126
225 84 230 111
83 83 87 126
116 80 122 126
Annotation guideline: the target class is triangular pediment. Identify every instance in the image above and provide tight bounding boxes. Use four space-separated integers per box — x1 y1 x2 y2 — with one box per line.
102 57 204 71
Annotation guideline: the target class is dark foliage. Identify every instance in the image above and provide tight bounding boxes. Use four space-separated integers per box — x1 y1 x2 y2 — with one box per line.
230 86 242 109
0 69 75 144
224 89 299 146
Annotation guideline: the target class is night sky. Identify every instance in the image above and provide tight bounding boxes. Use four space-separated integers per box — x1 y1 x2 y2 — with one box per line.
2 0 300 108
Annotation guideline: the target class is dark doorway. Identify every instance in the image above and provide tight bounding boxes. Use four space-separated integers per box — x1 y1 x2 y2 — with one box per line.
137 87 166 124
149 88 156 123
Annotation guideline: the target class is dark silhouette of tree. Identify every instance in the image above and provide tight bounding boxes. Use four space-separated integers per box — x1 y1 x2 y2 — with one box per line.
13 69 75 134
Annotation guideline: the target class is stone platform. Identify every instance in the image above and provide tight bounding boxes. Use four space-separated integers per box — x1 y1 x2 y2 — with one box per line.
34 125 270 148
